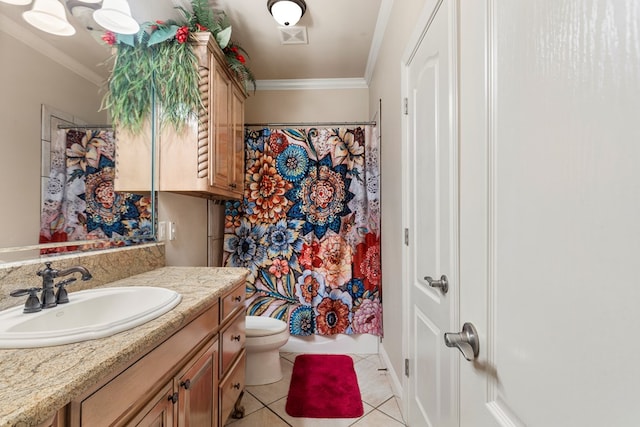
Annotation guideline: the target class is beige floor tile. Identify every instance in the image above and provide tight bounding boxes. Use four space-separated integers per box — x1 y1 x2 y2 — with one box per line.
377 396 405 424
363 354 386 369
246 357 294 405
351 409 406 427
268 396 375 427
281 352 298 364
353 357 394 407
224 407 290 427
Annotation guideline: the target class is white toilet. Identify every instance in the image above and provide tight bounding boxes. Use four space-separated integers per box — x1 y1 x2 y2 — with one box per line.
245 316 290 385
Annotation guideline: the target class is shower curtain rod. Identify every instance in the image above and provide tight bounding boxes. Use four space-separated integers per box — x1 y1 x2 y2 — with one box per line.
244 121 376 128
57 124 113 129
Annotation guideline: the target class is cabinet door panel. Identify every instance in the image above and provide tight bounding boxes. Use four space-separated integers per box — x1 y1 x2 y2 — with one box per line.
211 62 231 190
126 382 174 427
178 340 218 427
230 87 245 194
219 350 246 426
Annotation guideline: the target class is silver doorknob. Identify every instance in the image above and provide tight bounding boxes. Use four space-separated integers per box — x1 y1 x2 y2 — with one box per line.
444 322 479 361
424 275 448 294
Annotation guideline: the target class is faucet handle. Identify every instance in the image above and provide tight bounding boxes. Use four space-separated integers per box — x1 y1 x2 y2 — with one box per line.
10 288 43 313
55 277 77 304
37 262 56 278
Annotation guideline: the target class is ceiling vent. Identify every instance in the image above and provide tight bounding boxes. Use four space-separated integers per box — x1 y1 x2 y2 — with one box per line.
279 25 308 45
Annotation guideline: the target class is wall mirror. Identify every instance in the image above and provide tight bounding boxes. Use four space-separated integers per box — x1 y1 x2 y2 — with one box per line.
0 2 167 264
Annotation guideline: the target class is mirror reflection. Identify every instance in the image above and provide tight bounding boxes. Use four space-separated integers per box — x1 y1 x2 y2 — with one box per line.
0 2 155 263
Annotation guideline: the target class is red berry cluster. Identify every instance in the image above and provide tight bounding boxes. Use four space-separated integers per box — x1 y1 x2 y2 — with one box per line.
101 31 116 46
176 26 189 44
228 46 245 64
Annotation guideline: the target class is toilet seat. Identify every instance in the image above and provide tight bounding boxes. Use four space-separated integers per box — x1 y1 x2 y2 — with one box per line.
246 316 288 337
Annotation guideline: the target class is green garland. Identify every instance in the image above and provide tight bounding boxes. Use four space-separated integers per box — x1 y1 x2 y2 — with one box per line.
102 43 154 133
101 1 254 134
152 41 201 130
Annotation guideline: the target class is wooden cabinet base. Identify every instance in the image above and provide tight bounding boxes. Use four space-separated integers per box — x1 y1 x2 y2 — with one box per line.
60 281 247 427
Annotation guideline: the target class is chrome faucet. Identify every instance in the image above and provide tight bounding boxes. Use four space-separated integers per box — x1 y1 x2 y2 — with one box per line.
36 262 92 307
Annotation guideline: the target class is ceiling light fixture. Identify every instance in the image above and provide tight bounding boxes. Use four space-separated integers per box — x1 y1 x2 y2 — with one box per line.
267 0 306 27
93 0 139 35
22 0 75 36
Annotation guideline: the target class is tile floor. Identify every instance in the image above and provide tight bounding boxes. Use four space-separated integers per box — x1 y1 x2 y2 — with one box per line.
225 352 407 427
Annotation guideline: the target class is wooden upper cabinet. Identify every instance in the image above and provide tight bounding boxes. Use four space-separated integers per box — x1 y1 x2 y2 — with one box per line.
115 32 246 200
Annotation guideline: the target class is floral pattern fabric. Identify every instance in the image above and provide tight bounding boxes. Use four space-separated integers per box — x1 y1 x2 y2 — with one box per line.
223 127 382 336
39 129 152 253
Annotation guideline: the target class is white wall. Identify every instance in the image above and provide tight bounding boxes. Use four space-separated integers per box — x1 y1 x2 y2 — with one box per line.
158 192 208 266
245 88 370 123
368 0 431 394
0 31 107 248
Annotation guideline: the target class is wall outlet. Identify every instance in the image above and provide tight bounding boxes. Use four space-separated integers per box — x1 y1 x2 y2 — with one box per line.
168 221 176 241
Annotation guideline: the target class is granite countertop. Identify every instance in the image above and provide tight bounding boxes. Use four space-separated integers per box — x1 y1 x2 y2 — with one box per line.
0 266 248 427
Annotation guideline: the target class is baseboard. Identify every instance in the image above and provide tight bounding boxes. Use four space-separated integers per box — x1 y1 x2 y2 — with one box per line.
379 342 404 401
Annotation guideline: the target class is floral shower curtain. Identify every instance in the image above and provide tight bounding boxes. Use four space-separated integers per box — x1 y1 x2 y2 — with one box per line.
39 129 152 253
223 126 382 336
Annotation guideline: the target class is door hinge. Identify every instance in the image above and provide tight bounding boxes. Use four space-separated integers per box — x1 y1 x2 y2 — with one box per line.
405 358 410 377
403 97 409 115
404 228 409 246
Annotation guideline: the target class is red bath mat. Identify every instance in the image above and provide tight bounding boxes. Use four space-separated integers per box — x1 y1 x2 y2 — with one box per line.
285 354 364 418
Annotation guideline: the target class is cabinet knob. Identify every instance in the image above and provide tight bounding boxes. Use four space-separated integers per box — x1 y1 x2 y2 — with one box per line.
232 383 241 390
180 379 191 390
168 392 179 404
233 295 242 302
231 335 241 342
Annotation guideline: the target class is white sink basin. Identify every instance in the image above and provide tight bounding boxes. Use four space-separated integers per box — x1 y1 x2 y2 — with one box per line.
0 287 182 348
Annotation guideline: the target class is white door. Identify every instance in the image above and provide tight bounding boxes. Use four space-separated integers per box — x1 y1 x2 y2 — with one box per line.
458 0 640 425
404 1 458 426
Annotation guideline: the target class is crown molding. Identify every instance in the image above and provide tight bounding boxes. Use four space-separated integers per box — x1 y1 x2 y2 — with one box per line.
0 12 105 87
255 78 369 91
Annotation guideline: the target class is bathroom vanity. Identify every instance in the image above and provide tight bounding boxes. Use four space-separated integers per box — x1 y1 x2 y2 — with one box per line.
0 266 248 427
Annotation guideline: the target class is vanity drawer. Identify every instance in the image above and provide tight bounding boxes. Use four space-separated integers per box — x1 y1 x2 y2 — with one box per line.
219 350 246 425
221 282 245 322
220 310 245 376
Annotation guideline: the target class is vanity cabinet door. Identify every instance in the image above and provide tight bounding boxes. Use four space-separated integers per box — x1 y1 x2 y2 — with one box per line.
127 382 175 427
176 340 219 427
36 407 67 427
219 350 246 425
